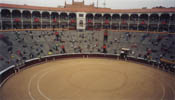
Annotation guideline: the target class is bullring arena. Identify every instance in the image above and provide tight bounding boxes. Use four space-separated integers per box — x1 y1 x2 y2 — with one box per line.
0 0 175 100
1 58 175 100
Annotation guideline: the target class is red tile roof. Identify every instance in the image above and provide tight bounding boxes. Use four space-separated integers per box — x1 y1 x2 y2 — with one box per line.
0 3 175 13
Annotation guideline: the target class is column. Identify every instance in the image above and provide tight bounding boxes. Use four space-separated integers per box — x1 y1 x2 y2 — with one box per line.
58 12 60 29
0 11 2 30
128 14 131 30
21 10 23 29
147 14 150 32
83 13 86 30
157 13 161 32
111 14 113 30
110 13 112 30
93 13 95 30
31 11 33 29
39 11 41 29
67 13 69 30
10 10 13 29
49 12 51 29
168 13 172 32
41 11 43 29
102 13 104 30
137 14 140 31
119 13 121 30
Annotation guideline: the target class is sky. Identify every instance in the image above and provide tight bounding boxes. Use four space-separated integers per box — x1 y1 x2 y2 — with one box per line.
0 0 175 9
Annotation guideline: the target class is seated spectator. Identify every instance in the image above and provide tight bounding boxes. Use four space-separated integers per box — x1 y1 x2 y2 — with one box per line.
138 54 142 58
17 50 22 57
141 34 149 41
15 31 20 39
103 45 107 53
22 56 27 60
0 35 12 46
147 48 152 55
55 32 60 41
48 50 53 55
131 44 137 48
144 54 147 60
30 33 33 39
10 54 15 59
16 59 19 64
114 38 118 42
104 31 108 41
61 45 66 53
8 47 13 54
29 53 34 59
125 32 131 41
78 46 82 53
6 60 10 64
157 35 164 43
0 56 4 61
0 34 4 39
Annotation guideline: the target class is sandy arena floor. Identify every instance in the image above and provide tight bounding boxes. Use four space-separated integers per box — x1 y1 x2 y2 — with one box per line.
0 58 175 100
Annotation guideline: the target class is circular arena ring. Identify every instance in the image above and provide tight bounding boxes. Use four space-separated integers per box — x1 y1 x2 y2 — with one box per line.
0 54 175 100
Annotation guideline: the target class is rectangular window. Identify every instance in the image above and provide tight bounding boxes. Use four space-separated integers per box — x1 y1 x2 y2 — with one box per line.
79 14 84 17
79 20 83 27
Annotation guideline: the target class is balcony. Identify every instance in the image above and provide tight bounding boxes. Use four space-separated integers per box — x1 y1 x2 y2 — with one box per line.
160 21 168 25
170 20 175 25
94 19 102 24
129 20 138 24
139 21 148 25
87 19 93 24
69 19 76 23
120 20 128 25
32 18 40 23
60 19 68 23
103 20 110 24
111 19 120 24
1 18 11 21
13 18 21 22
149 19 159 25
42 18 50 22
52 18 58 23
23 18 31 22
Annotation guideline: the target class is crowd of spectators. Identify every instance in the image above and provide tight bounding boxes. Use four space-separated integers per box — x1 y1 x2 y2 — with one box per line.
0 30 175 71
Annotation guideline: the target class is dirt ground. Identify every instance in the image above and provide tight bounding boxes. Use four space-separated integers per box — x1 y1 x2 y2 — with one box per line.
0 58 175 100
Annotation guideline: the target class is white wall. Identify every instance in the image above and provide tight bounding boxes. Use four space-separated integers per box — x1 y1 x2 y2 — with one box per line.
76 12 86 30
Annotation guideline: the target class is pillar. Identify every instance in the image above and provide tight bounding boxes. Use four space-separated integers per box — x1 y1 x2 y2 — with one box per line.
157 13 161 32
31 11 33 29
58 12 60 28
137 13 141 31
147 13 150 32
49 11 51 29
0 11 2 30
20 10 23 29
168 13 172 32
119 13 121 30
102 13 104 29
67 12 70 30
110 13 112 29
93 13 95 30
10 10 13 29
41 11 43 29
39 11 41 29
128 13 131 30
